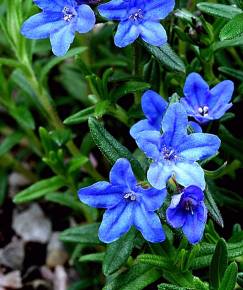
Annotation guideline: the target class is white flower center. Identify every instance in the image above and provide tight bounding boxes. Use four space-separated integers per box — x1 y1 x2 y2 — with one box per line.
124 192 136 201
129 9 143 21
198 106 209 116
162 146 178 161
63 7 75 22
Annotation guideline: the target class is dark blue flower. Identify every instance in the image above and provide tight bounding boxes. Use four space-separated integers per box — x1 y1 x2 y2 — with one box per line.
98 0 175 47
78 158 166 243
180 73 234 124
166 185 207 244
21 0 96 56
135 103 221 190
130 90 202 141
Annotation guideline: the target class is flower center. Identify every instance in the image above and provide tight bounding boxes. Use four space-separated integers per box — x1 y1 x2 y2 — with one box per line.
162 146 178 161
198 106 209 116
182 198 196 215
63 7 75 22
129 9 143 21
124 192 136 201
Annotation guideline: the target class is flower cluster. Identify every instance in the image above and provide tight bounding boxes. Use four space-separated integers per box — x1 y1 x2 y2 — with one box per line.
78 74 234 245
21 0 175 55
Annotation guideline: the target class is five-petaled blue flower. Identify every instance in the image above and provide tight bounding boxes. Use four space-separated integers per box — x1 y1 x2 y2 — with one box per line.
78 158 166 243
180 73 234 124
134 103 221 190
130 90 202 141
166 185 207 244
98 0 175 48
21 0 96 56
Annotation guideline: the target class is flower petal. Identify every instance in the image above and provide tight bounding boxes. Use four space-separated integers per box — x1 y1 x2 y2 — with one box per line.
139 21 167 46
21 12 64 39
162 103 188 148
210 80 234 109
134 204 165 243
34 0 65 11
76 4 96 33
137 187 167 211
109 158 137 190
98 0 128 21
136 131 162 160
147 162 172 190
178 133 221 161
188 121 202 133
183 72 209 108
130 119 157 140
50 23 75 56
172 162 205 190
182 204 207 244
114 21 139 47
166 206 186 228
141 90 167 129
98 201 134 243
183 185 204 202
144 0 175 20
78 181 123 208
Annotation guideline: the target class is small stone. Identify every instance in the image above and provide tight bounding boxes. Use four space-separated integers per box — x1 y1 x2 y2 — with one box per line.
0 270 22 289
12 204 51 244
46 233 68 268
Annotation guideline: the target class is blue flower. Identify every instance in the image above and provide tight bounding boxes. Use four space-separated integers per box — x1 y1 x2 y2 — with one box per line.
98 0 175 47
135 103 221 190
166 185 207 244
180 73 234 124
21 0 96 56
130 90 202 141
78 158 166 243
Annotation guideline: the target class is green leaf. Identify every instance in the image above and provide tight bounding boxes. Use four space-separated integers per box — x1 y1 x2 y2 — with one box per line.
13 176 66 204
219 262 238 290
49 128 72 146
0 132 24 157
60 223 101 245
197 3 242 19
214 35 243 51
209 238 228 289
219 66 243 81
237 272 243 287
141 42 186 73
40 47 87 82
11 106 35 130
68 155 89 174
88 117 145 180
79 253 105 263
205 187 224 227
63 106 95 125
103 264 161 290
136 254 170 269
157 284 188 290
94 100 110 117
103 228 136 276
204 162 227 179
110 81 151 103
220 14 243 40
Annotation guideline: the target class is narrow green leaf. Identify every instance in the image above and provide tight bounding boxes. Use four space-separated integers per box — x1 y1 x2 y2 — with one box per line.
209 238 228 289
219 66 243 81
214 35 243 51
237 272 243 287
79 252 105 263
158 284 188 290
11 106 35 129
60 223 101 245
13 176 66 204
103 228 136 276
88 117 145 180
0 132 24 157
110 81 151 103
0 170 7 205
103 264 161 290
220 13 243 40
141 42 186 73
205 187 224 227
204 162 227 179
197 3 242 19
63 106 95 125
136 254 171 269
40 47 87 82
219 262 238 290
